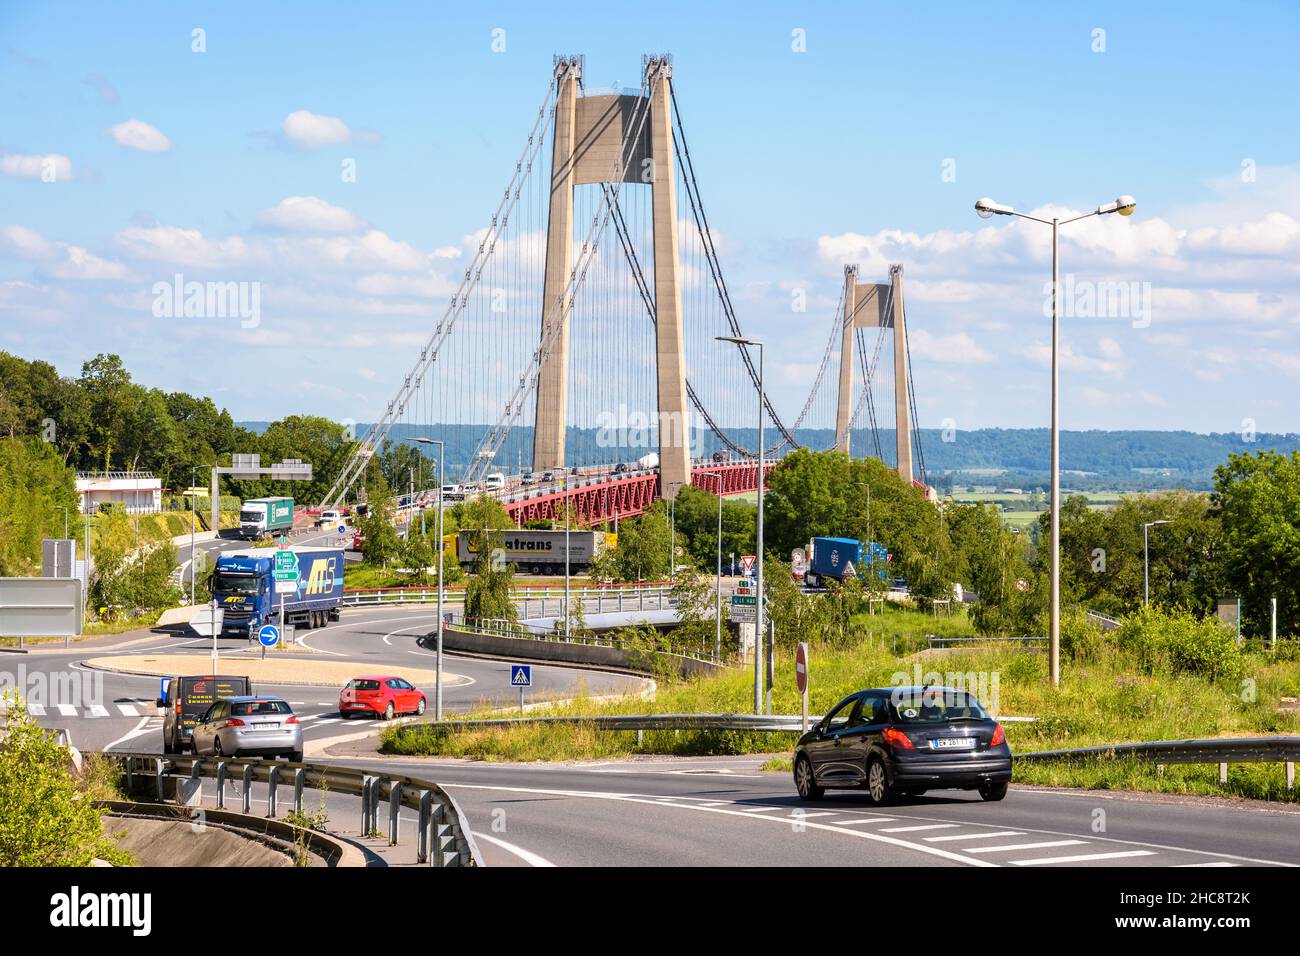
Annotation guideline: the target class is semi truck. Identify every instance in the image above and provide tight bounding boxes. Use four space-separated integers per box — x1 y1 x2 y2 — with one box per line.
802 536 890 588
213 546 345 637
455 529 615 576
239 496 295 539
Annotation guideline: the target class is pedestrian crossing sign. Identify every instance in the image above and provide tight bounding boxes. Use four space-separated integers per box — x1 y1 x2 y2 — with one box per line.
511 665 532 687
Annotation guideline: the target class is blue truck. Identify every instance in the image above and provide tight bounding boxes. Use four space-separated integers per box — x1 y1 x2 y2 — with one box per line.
213 546 345 637
803 536 890 588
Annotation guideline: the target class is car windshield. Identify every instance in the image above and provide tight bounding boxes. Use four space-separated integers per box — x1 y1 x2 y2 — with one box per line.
348 679 381 690
889 690 988 723
230 700 291 716
214 572 259 596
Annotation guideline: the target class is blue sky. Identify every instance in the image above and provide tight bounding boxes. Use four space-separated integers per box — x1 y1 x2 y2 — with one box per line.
2 0 1299 436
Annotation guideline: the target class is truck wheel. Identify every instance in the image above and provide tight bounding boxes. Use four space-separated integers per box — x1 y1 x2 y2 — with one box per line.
163 735 177 755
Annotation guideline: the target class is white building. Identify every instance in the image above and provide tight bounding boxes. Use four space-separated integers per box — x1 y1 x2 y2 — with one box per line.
76 471 162 515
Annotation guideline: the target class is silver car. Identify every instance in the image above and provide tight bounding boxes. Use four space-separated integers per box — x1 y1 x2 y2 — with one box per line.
190 695 304 762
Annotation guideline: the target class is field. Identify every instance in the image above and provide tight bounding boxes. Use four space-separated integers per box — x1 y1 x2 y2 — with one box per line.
948 489 1125 532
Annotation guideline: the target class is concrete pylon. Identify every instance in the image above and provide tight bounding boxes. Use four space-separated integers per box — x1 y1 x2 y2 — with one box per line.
531 54 691 500
833 262 913 485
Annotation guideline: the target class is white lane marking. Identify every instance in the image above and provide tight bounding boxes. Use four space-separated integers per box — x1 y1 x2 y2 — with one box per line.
791 811 837 818
740 805 789 813
444 783 999 867
1014 850 1157 866
105 716 155 751
86 704 109 718
969 840 1087 854
27 703 45 716
925 831 1026 843
830 817 898 826
1176 861 1238 867
55 703 76 716
470 831 556 868
116 703 139 717
881 824 958 833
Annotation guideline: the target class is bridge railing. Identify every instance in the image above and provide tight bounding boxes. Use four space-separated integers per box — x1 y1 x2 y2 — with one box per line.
420 712 1040 733
340 581 678 610
103 751 481 866
453 612 720 665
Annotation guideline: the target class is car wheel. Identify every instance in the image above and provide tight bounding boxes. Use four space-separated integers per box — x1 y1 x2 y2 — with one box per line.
794 755 824 801
865 756 896 806
289 750 304 763
213 737 223 757
979 780 1009 802
383 701 394 721
416 697 426 716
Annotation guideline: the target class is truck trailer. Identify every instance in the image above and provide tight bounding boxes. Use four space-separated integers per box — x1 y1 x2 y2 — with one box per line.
455 529 614 576
802 537 891 588
213 546 345 637
238 496 295 539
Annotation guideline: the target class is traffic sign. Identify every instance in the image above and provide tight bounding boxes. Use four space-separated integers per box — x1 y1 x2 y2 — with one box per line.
795 642 809 694
730 592 757 624
275 578 297 595
274 550 298 574
511 665 532 687
337 524 346 534
258 624 280 647
189 605 224 637
741 555 756 575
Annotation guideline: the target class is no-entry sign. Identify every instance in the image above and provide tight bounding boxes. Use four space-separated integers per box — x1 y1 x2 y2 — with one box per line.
795 642 809 694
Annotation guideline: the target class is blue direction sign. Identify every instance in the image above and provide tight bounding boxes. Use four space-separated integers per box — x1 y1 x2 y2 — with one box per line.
510 664 532 687
337 524 346 534
258 624 280 647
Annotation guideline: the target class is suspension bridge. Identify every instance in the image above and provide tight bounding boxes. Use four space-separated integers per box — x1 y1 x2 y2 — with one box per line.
320 54 930 527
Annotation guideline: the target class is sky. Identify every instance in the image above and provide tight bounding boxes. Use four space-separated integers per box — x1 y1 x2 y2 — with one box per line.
2 0 1299 437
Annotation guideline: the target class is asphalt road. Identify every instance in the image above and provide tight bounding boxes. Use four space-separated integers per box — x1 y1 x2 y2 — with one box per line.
335 754 1300 868
3 604 646 754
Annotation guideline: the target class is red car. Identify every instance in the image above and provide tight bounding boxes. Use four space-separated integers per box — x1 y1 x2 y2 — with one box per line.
339 676 427 720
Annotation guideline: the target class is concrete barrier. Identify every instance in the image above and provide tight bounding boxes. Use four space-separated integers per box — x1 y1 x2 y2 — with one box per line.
436 626 721 679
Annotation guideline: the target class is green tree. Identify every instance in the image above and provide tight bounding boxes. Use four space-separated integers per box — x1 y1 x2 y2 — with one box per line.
357 469 400 566
0 437 78 576
610 503 672 582
0 694 132 866
461 497 516 623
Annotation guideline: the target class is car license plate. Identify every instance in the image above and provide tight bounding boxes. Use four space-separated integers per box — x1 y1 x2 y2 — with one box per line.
254 722 279 730
930 737 975 750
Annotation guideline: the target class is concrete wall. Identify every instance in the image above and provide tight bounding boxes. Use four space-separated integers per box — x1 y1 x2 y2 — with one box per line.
438 626 720 680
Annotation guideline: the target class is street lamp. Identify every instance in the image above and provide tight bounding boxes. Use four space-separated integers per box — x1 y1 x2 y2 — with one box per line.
1143 520 1170 607
699 471 724 661
406 437 446 718
717 335 765 714
974 194 1136 688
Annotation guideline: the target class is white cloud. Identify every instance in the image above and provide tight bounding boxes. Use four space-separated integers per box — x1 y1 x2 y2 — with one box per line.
108 119 173 153
256 196 366 234
909 329 994 365
1 153 73 181
282 110 352 148
0 224 127 279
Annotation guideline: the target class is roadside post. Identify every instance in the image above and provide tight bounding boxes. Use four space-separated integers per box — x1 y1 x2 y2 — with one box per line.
796 642 810 735
511 664 532 713
258 623 279 661
273 543 299 644
188 603 224 671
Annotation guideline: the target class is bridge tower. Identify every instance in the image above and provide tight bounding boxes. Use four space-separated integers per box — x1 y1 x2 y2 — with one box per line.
532 54 692 500
834 263 913 484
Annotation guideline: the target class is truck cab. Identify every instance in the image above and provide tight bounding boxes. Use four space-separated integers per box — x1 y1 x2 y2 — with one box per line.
214 547 345 637
238 497 295 539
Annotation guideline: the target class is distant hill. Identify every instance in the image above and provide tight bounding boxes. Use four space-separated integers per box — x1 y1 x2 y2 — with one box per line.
235 422 1300 491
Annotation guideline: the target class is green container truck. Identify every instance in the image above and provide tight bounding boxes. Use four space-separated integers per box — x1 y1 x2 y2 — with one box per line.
239 497 295 539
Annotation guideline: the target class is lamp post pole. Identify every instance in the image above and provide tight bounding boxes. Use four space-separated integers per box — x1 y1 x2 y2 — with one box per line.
974 194 1136 688
716 335 765 713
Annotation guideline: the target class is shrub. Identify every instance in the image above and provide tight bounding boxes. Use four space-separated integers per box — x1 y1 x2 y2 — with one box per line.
1060 607 1105 662
1114 606 1244 685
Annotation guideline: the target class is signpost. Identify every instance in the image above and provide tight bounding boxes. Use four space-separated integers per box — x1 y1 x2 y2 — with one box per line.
273 546 299 637
795 642 810 735
258 623 279 660
730 592 757 624
741 554 756 576
511 664 532 713
791 547 806 580
189 603 224 672
0 577 84 650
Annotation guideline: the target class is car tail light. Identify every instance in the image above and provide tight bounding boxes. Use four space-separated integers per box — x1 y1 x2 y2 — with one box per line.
222 718 245 728
286 716 300 724
882 727 914 750
990 724 1006 747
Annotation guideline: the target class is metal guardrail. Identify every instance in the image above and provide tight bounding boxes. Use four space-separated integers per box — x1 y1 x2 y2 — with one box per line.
1016 736 1299 789
926 635 1046 648
424 712 1039 733
454 616 719 665
340 582 679 610
100 752 480 866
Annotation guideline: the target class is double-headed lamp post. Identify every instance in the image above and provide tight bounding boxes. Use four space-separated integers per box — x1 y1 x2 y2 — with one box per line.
406 437 446 719
974 194 1136 688
1143 519 1170 607
716 335 765 714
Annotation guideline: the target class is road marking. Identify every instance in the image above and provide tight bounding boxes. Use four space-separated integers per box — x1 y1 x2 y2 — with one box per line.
27 703 45 716
1176 861 1238 867
1014 850 1157 866
471 830 556 868
881 824 958 833
829 817 898 826
105 716 155 751
116 703 139 717
86 704 109 718
925 831 1026 843
969 840 1087 854
55 703 76 716
791 811 837 818
444 783 999 867
740 805 790 813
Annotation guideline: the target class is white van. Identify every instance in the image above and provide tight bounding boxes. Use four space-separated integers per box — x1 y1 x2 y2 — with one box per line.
483 473 506 492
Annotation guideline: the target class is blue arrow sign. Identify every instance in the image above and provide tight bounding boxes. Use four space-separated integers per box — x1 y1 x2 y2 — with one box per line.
258 624 280 647
510 664 532 687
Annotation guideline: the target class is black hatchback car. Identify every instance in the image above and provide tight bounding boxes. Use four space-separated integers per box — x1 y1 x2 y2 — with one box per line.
793 686 1011 804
